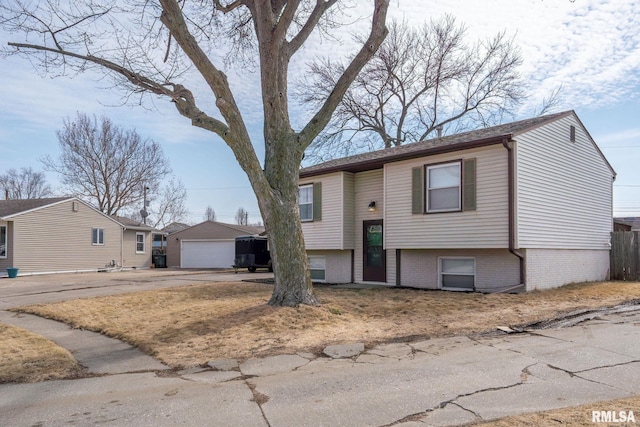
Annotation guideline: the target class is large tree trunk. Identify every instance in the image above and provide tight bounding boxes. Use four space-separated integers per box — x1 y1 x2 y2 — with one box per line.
263 190 319 307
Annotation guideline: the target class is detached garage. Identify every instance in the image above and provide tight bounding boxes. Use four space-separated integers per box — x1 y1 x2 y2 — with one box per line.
180 240 236 268
166 221 264 269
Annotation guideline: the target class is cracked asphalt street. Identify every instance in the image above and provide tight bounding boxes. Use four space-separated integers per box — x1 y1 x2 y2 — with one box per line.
1 272 640 426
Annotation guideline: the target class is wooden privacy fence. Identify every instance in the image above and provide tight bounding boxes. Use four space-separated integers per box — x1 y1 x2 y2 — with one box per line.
611 231 640 281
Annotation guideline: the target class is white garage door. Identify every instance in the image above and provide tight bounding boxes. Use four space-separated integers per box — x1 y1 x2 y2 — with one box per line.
181 240 235 268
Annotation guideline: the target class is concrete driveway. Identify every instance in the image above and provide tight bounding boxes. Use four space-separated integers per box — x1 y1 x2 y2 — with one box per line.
1 271 640 426
0 268 273 309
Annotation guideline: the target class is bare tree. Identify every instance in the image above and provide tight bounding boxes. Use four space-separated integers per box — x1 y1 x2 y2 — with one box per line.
235 207 248 225
41 113 173 216
300 16 526 161
204 205 217 221
0 167 53 199
2 0 390 306
149 178 189 229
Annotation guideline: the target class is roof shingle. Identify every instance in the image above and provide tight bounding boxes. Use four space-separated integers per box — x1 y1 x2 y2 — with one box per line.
0 197 71 218
300 110 574 178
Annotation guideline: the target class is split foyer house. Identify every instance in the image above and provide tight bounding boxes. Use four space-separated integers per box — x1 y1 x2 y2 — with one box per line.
0 197 154 275
299 111 615 291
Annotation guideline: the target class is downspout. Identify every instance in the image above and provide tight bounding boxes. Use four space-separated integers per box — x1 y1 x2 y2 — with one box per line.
502 138 526 291
121 226 125 268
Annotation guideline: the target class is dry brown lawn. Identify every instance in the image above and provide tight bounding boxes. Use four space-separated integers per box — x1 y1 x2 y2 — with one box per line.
0 323 83 383
471 396 640 426
4 280 640 424
11 280 640 369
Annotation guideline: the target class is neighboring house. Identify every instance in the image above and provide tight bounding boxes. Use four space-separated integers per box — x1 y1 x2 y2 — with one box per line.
299 110 615 292
0 197 153 275
166 220 265 268
614 218 639 232
111 215 155 268
153 222 191 253
162 222 191 234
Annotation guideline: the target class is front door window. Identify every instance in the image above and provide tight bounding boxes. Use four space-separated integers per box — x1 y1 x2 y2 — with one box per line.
363 220 385 282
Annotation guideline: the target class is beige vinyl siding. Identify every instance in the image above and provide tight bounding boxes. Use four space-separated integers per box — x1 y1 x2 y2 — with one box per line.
354 169 384 282
122 230 152 268
10 200 122 273
384 145 509 249
343 173 356 250
301 172 351 250
515 115 614 249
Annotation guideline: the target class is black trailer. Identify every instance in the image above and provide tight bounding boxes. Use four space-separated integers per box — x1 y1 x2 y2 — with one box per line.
233 235 272 272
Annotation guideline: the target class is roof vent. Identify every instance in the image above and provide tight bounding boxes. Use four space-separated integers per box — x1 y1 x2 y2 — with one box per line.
570 125 576 143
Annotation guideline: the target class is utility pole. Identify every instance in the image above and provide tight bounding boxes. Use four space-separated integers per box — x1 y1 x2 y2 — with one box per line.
140 186 150 225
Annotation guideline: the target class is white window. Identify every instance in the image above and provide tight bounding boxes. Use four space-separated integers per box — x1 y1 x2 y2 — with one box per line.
427 161 461 212
439 257 475 291
308 256 326 282
299 184 314 222
92 228 105 245
136 232 146 254
0 225 6 258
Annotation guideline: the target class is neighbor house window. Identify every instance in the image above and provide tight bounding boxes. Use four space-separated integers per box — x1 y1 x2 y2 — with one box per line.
426 161 461 212
136 232 146 254
92 228 105 245
308 255 326 281
0 225 6 258
439 257 475 291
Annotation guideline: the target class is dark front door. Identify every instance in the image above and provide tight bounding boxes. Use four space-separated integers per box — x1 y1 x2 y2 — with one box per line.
363 220 386 282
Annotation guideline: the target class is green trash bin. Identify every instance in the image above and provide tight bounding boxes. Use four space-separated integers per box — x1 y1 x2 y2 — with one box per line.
7 268 18 278
153 254 167 268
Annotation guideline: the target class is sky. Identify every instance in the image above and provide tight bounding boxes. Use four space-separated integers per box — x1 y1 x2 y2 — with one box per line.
0 0 639 224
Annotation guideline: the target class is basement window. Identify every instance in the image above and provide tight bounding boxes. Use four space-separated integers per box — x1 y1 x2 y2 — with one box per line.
308 256 326 282
439 257 475 291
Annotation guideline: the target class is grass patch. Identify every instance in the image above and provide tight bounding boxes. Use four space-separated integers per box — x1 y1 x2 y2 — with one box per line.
0 323 83 383
11 280 640 369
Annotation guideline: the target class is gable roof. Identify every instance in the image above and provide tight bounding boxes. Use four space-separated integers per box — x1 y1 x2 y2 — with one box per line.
162 222 191 234
300 110 612 178
0 197 73 218
173 220 265 237
0 197 128 229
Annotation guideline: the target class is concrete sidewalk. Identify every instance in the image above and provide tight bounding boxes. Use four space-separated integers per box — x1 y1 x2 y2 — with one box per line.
1 306 640 426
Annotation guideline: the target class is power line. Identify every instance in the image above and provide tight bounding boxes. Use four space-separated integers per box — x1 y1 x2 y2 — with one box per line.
186 186 250 191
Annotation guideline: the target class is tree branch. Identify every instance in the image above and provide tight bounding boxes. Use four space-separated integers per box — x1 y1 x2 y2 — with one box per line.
299 0 389 148
288 0 337 54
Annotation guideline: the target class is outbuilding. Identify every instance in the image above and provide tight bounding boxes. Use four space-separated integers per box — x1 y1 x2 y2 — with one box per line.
166 220 264 269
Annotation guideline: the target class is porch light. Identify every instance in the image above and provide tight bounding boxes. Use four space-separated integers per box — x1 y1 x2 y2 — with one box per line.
368 201 377 212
